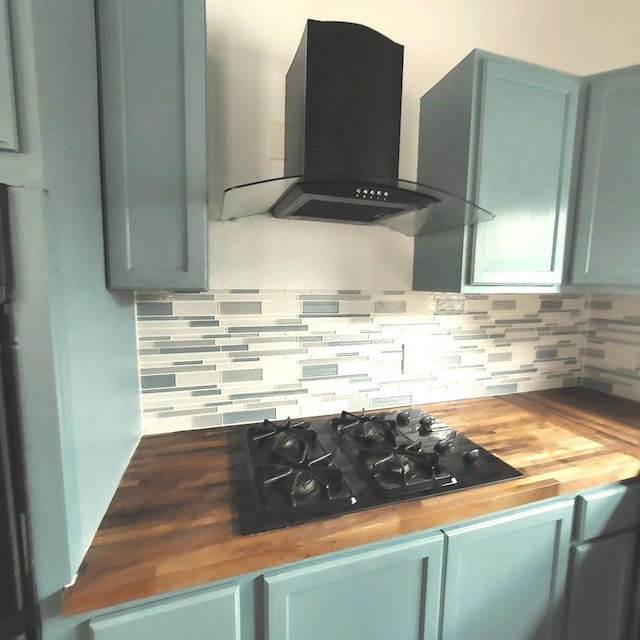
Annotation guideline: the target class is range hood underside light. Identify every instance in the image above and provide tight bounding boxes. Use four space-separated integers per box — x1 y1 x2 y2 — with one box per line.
217 176 494 236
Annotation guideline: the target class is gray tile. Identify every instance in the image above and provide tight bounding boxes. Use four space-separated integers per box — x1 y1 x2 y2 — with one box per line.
540 299 563 311
535 349 558 360
580 377 614 394
228 325 308 333
488 353 512 363
140 374 175 389
222 408 276 425
581 347 605 359
192 414 223 428
491 300 517 311
587 299 613 310
221 369 262 383
189 320 220 327
229 289 259 293
137 302 173 317
191 388 222 397
374 301 407 314
229 389 308 400
220 301 262 314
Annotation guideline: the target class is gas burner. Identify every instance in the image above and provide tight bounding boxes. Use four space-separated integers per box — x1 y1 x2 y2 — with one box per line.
333 411 398 447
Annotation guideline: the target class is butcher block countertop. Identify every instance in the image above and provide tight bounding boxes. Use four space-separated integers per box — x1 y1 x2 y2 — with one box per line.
62 387 640 615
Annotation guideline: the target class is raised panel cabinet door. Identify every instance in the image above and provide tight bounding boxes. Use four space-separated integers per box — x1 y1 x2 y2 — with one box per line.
441 499 573 640
571 65 640 285
0 0 19 151
97 0 207 291
88 583 242 640
264 533 444 640
470 56 580 285
566 530 638 640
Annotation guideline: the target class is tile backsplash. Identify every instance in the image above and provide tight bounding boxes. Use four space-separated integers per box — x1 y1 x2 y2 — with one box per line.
136 291 592 434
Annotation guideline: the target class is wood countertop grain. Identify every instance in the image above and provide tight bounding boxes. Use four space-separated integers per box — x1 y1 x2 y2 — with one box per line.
62 387 640 615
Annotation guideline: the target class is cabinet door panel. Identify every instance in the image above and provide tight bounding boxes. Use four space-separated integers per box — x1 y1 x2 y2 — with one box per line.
89 584 241 640
571 67 640 285
566 531 637 640
97 0 207 291
265 534 443 640
471 58 579 285
441 500 573 640
0 0 19 151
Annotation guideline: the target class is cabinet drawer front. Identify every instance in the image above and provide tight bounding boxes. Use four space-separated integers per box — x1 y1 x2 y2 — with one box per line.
264 533 444 640
89 584 241 640
575 482 640 541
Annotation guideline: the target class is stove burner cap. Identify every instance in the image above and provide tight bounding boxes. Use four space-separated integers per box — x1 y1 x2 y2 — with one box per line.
294 475 318 496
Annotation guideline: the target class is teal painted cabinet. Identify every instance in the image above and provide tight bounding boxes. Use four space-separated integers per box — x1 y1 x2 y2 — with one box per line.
570 65 640 286
97 0 208 291
566 483 640 640
0 0 18 152
264 532 444 640
413 50 580 292
440 499 574 640
89 583 242 640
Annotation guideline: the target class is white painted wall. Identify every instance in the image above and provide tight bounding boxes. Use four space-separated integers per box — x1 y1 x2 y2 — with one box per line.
205 0 640 290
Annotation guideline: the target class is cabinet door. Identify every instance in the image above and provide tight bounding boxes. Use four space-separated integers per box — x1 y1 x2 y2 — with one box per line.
97 0 207 291
471 57 580 285
566 530 637 640
264 533 444 640
0 0 19 152
441 500 573 640
571 66 640 285
89 583 241 640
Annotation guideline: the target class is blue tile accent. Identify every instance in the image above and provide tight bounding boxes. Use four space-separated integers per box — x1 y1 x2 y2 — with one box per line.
374 301 406 313
302 300 340 315
220 301 262 314
302 364 339 378
222 408 277 425
486 383 518 394
371 395 412 408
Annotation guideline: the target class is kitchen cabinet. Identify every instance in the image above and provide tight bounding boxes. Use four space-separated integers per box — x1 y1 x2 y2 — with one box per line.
0 0 19 152
440 499 574 640
264 532 444 640
566 482 640 640
96 0 208 291
413 50 580 292
570 65 640 287
89 582 243 640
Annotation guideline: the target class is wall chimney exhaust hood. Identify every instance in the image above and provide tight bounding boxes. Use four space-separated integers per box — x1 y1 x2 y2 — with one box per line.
216 20 493 236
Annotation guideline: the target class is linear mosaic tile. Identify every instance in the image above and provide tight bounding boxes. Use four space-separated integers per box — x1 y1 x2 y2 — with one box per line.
134 290 598 434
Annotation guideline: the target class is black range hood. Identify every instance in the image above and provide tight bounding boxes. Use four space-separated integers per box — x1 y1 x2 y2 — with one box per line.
218 20 493 236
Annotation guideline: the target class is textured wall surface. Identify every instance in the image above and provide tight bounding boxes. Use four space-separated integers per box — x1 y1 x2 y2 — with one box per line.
137 291 587 433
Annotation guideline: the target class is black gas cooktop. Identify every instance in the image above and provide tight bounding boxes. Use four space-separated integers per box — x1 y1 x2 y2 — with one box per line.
231 408 523 535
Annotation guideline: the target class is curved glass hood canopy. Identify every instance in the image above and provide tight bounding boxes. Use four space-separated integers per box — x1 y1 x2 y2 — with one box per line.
218 175 494 237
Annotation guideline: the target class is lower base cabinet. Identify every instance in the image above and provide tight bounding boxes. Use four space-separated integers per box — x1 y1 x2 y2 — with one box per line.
263 533 444 640
440 500 574 640
82 482 640 640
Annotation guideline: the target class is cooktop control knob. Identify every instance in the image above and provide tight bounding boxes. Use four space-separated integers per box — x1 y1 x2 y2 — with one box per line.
434 439 451 455
463 448 481 464
396 411 411 426
418 414 436 435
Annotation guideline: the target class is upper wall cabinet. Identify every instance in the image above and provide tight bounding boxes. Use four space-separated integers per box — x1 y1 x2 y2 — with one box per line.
570 65 640 287
0 0 19 152
97 0 208 291
413 50 580 292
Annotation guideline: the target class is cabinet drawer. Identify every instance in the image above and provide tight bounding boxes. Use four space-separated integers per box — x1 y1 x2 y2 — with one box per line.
575 482 640 542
